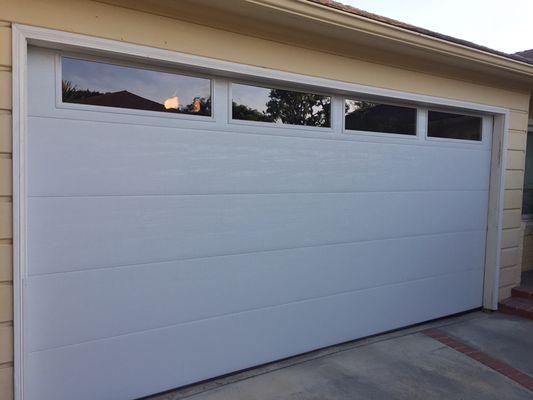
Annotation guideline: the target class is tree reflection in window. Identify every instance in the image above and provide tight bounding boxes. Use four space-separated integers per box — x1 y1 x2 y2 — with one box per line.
61 57 211 116
345 100 417 135
232 83 331 127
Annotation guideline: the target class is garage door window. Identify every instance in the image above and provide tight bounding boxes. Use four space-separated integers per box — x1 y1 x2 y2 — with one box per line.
344 100 417 135
427 110 482 141
61 57 212 116
231 83 331 127
58 55 487 144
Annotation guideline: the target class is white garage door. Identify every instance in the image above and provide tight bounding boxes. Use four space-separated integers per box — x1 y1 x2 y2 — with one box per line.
23 46 493 400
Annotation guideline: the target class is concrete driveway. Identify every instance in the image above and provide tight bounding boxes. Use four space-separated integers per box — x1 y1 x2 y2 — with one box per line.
148 312 533 400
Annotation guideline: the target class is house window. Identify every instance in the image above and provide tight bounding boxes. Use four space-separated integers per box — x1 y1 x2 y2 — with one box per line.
344 100 417 135
231 83 331 127
523 129 533 217
427 110 482 141
61 57 212 116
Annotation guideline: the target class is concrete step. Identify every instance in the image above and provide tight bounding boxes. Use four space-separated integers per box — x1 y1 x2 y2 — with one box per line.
499 297 533 320
511 286 533 300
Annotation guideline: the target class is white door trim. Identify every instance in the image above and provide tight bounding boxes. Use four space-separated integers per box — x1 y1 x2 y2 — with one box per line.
11 23 509 400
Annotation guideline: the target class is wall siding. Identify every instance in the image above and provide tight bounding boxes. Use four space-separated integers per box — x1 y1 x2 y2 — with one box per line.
502 228 521 249
0 19 12 400
499 110 529 300
0 2 530 398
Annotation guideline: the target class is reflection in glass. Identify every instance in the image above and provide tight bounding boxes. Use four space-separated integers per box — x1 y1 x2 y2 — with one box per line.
523 130 533 216
345 100 416 135
232 83 331 127
62 57 211 116
427 111 481 141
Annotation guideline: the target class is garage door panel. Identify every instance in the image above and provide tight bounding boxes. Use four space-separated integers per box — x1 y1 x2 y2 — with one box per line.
25 46 492 400
28 191 488 275
26 268 483 400
27 46 56 117
26 230 485 352
28 116 491 196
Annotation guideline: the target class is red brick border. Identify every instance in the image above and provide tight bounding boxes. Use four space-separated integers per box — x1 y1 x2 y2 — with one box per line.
423 328 533 392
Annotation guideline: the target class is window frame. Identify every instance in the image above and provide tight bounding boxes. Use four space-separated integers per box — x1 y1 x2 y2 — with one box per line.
425 107 486 145
342 97 420 139
228 79 334 132
52 52 492 147
55 52 216 122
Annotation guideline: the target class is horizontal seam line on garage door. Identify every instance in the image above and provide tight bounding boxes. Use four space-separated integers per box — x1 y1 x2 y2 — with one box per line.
28 115 492 151
27 228 487 278
27 189 490 198
27 266 484 355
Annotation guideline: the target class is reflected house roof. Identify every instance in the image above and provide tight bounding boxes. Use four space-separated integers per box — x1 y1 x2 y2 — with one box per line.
514 49 533 62
76 90 175 112
345 103 414 123
427 112 481 140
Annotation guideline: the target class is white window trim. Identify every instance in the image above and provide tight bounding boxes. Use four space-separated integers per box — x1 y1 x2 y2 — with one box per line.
46 48 494 147
11 23 510 400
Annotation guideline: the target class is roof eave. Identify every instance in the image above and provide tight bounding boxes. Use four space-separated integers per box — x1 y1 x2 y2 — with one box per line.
254 0 533 79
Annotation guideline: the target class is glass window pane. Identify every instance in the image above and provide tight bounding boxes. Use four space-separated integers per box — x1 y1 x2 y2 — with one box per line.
232 83 331 127
523 130 533 215
427 111 481 141
62 57 211 116
344 100 416 135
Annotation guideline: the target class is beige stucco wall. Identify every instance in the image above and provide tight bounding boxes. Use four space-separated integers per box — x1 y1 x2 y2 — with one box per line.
0 1 530 398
